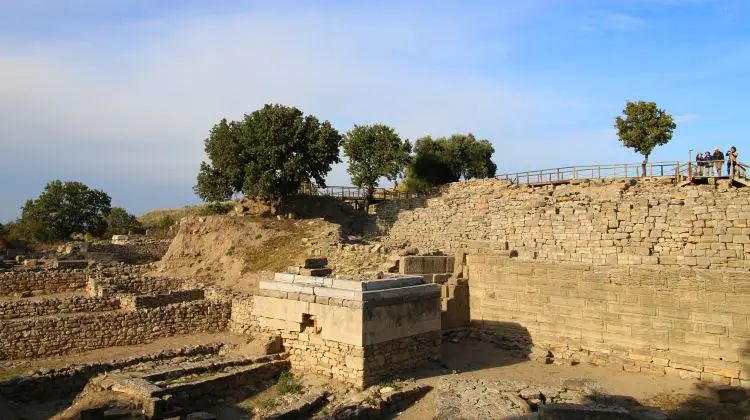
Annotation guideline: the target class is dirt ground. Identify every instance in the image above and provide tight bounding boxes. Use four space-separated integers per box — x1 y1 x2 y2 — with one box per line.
397 340 750 420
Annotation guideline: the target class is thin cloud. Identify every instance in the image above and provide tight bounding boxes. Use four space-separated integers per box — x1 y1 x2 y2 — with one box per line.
567 10 645 32
675 114 700 123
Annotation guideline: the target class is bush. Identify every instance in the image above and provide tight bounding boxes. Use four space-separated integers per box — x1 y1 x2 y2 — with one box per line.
198 202 234 216
155 215 176 230
104 207 144 237
276 370 303 395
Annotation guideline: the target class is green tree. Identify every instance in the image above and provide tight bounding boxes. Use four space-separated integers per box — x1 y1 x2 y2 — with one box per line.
343 124 412 205
615 100 677 176
0 223 7 238
104 207 144 236
195 104 342 201
14 180 111 242
409 134 497 190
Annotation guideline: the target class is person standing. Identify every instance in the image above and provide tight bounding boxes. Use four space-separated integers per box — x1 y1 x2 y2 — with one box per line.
728 146 739 177
696 152 704 176
705 151 715 176
726 149 732 175
713 148 725 176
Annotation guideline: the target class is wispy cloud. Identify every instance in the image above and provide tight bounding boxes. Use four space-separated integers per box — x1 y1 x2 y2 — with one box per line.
675 114 701 123
567 10 644 32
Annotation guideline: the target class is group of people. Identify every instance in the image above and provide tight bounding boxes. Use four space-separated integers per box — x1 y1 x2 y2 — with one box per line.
695 146 742 177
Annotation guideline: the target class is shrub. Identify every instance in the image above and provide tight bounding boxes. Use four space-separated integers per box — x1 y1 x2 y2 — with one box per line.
276 370 303 395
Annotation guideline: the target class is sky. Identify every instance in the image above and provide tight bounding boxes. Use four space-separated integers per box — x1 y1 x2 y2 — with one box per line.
1 0 749 221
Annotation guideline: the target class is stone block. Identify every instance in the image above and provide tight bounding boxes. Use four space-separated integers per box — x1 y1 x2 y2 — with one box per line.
539 403 629 419
299 268 333 277
361 276 424 291
331 279 364 291
313 286 362 301
274 273 296 283
399 256 424 274
273 282 315 295
422 256 447 274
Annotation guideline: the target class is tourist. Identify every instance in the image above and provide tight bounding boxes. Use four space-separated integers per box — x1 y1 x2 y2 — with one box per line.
728 146 739 177
713 148 724 176
727 149 732 175
695 152 704 176
704 151 714 176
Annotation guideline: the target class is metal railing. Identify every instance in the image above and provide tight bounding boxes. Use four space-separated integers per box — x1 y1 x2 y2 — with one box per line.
496 160 750 186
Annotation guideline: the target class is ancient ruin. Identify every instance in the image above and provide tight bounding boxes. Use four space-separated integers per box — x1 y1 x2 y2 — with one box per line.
3 177 750 418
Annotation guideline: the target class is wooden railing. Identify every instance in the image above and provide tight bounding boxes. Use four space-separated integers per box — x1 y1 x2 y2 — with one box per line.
497 160 750 186
298 185 425 201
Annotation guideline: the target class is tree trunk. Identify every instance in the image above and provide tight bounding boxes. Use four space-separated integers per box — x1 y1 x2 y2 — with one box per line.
642 155 649 178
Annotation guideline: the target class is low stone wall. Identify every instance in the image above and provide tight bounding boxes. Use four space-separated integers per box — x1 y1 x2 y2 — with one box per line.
278 328 365 385
0 344 224 401
0 300 230 360
467 253 750 386
0 296 120 320
118 289 204 310
87 275 185 297
362 331 441 385
0 269 87 296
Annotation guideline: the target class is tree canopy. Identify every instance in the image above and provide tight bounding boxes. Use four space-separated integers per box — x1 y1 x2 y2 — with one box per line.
343 124 412 200
104 207 144 237
195 104 342 201
408 134 496 190
614 100 676 162
13 180 112 242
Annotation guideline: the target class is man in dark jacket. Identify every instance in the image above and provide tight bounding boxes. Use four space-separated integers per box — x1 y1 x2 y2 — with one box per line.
695 153 704 176
713 148 725 176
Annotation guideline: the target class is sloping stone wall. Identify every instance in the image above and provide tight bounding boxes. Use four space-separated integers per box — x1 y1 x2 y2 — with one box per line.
374 178 750 269
467 254 750 386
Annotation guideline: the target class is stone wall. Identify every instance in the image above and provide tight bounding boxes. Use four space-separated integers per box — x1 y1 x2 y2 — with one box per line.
87 275 185 297
374 178 750 269
466 253 750 386
0 296 120 320
0 300 230 359
118 289 204 310
0 269 87 296
88 237 171 264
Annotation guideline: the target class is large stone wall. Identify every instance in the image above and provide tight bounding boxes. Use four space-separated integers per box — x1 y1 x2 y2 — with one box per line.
0 300 230 359
88 237 171 264
467 253 750 386
374 178 750 269
0 269 88 296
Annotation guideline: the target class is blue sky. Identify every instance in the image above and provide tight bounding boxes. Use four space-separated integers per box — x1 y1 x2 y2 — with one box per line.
1 0 748 221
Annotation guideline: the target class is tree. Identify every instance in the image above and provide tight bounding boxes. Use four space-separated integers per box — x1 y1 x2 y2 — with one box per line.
195 104 342 201
343 124 412 205
408 134 497 190
14 180 111 242
0 223 7 238
615 100 676 176
104 207 144 237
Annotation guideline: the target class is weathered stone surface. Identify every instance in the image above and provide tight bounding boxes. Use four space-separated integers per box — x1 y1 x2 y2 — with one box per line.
539 403 630 419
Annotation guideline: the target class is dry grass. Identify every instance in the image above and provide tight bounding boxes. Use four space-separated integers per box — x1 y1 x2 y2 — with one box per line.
138 202 234 228
241 221 310 273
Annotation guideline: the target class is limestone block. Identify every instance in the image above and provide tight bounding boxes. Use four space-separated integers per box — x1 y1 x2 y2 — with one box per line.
253 296 310 323
331 279 364 291
313 287 362 301
399 256 424 274
422 256 447 274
